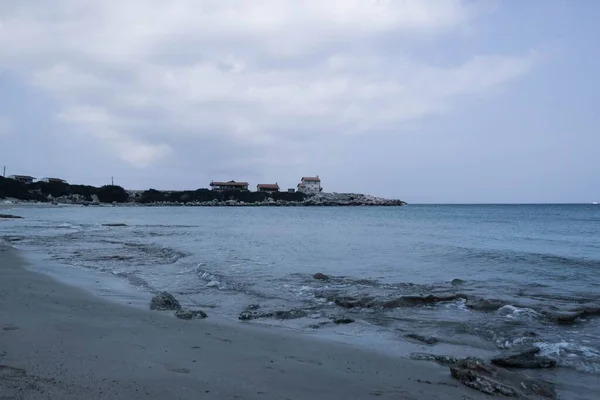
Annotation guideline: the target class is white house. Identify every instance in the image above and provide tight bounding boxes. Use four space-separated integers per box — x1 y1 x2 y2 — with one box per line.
40 177 67 184
7 175 35 184
297 176 322 195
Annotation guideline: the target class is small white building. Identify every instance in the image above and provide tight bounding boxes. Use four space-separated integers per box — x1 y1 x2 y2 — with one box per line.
210 180 249 191
40 177 67 184
297 176 322 195
7 175 35 184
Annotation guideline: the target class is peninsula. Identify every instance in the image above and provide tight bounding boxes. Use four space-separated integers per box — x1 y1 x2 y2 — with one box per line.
0 177 406 207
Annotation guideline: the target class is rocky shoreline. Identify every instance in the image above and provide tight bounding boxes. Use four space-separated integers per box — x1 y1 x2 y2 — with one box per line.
135 193 406 207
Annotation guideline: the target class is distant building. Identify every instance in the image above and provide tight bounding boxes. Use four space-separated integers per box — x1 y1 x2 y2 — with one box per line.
297 176 321 195
40 177 67 184
210 180 249 191
7 175 35 184
256 183 280 193
287 188 295 193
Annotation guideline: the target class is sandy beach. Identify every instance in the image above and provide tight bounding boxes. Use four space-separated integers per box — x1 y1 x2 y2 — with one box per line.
0 245 488 400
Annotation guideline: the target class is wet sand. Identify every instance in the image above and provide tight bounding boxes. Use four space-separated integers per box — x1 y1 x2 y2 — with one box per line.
0 245 488 400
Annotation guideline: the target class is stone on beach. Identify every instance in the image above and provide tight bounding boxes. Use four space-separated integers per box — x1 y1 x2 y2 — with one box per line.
150 292 181 311
174 308 208 320
450 357 556 398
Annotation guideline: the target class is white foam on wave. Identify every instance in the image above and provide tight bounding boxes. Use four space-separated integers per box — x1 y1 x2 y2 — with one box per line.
497 305 540 319
534 340 600 374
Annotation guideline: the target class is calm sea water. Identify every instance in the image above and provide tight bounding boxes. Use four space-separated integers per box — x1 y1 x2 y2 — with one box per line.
2 204 600 394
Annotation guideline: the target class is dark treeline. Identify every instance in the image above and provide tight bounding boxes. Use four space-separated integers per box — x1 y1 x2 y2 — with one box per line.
135 189 306 204
0 177 305 204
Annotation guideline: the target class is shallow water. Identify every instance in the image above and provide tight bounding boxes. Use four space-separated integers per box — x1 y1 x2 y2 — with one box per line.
2 204 600 392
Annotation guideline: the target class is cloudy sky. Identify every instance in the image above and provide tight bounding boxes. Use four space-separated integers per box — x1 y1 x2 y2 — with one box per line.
0 0 598 203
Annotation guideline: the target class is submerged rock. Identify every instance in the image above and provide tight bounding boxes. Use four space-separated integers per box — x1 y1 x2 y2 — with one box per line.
239 306 308 321
174 308 208 320
405 334 439 345
150 292 181 311
450 357 555 398
271 309 308 320
380 294 465 309
333 296 376 309
313 272 330 281
465 297 507 312
451 278 465 285
0 214 23 219
544 304 600 325
102 223 128 227
491 346 557 369
333 318 355 324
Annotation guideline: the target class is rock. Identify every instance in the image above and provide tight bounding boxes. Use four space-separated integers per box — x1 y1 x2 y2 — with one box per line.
174 308 208 320
0 214 23 219
239 311 256 321
410 353 458 367
333 318 354 324
465 298 507 312
313 272 330 281
491 346 557 369
245 304 260 311
451 278 465 285
150 292 181 311
102 223 128 227
450 357 556 398
405 334 439 345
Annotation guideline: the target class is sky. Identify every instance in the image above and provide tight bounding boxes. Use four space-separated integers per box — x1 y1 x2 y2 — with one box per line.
0 0 599 203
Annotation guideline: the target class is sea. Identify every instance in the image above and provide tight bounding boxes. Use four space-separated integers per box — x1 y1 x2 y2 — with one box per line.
1 204 599 398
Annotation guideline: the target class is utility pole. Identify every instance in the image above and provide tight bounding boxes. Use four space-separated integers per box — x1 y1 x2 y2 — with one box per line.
2 166 5 178
111 176 114 186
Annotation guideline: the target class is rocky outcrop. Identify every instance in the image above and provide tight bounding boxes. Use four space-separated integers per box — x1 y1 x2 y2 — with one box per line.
0 214 23 219
491 346 557 369
450 357 555 398
302 193 406 207
150 292 181 311
313 273 330 281
174 308 208 320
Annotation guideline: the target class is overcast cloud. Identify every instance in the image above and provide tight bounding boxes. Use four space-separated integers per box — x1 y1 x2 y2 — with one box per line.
1 1 598 202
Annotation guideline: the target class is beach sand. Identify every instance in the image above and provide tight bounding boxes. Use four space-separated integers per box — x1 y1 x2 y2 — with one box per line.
0 245 487 400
